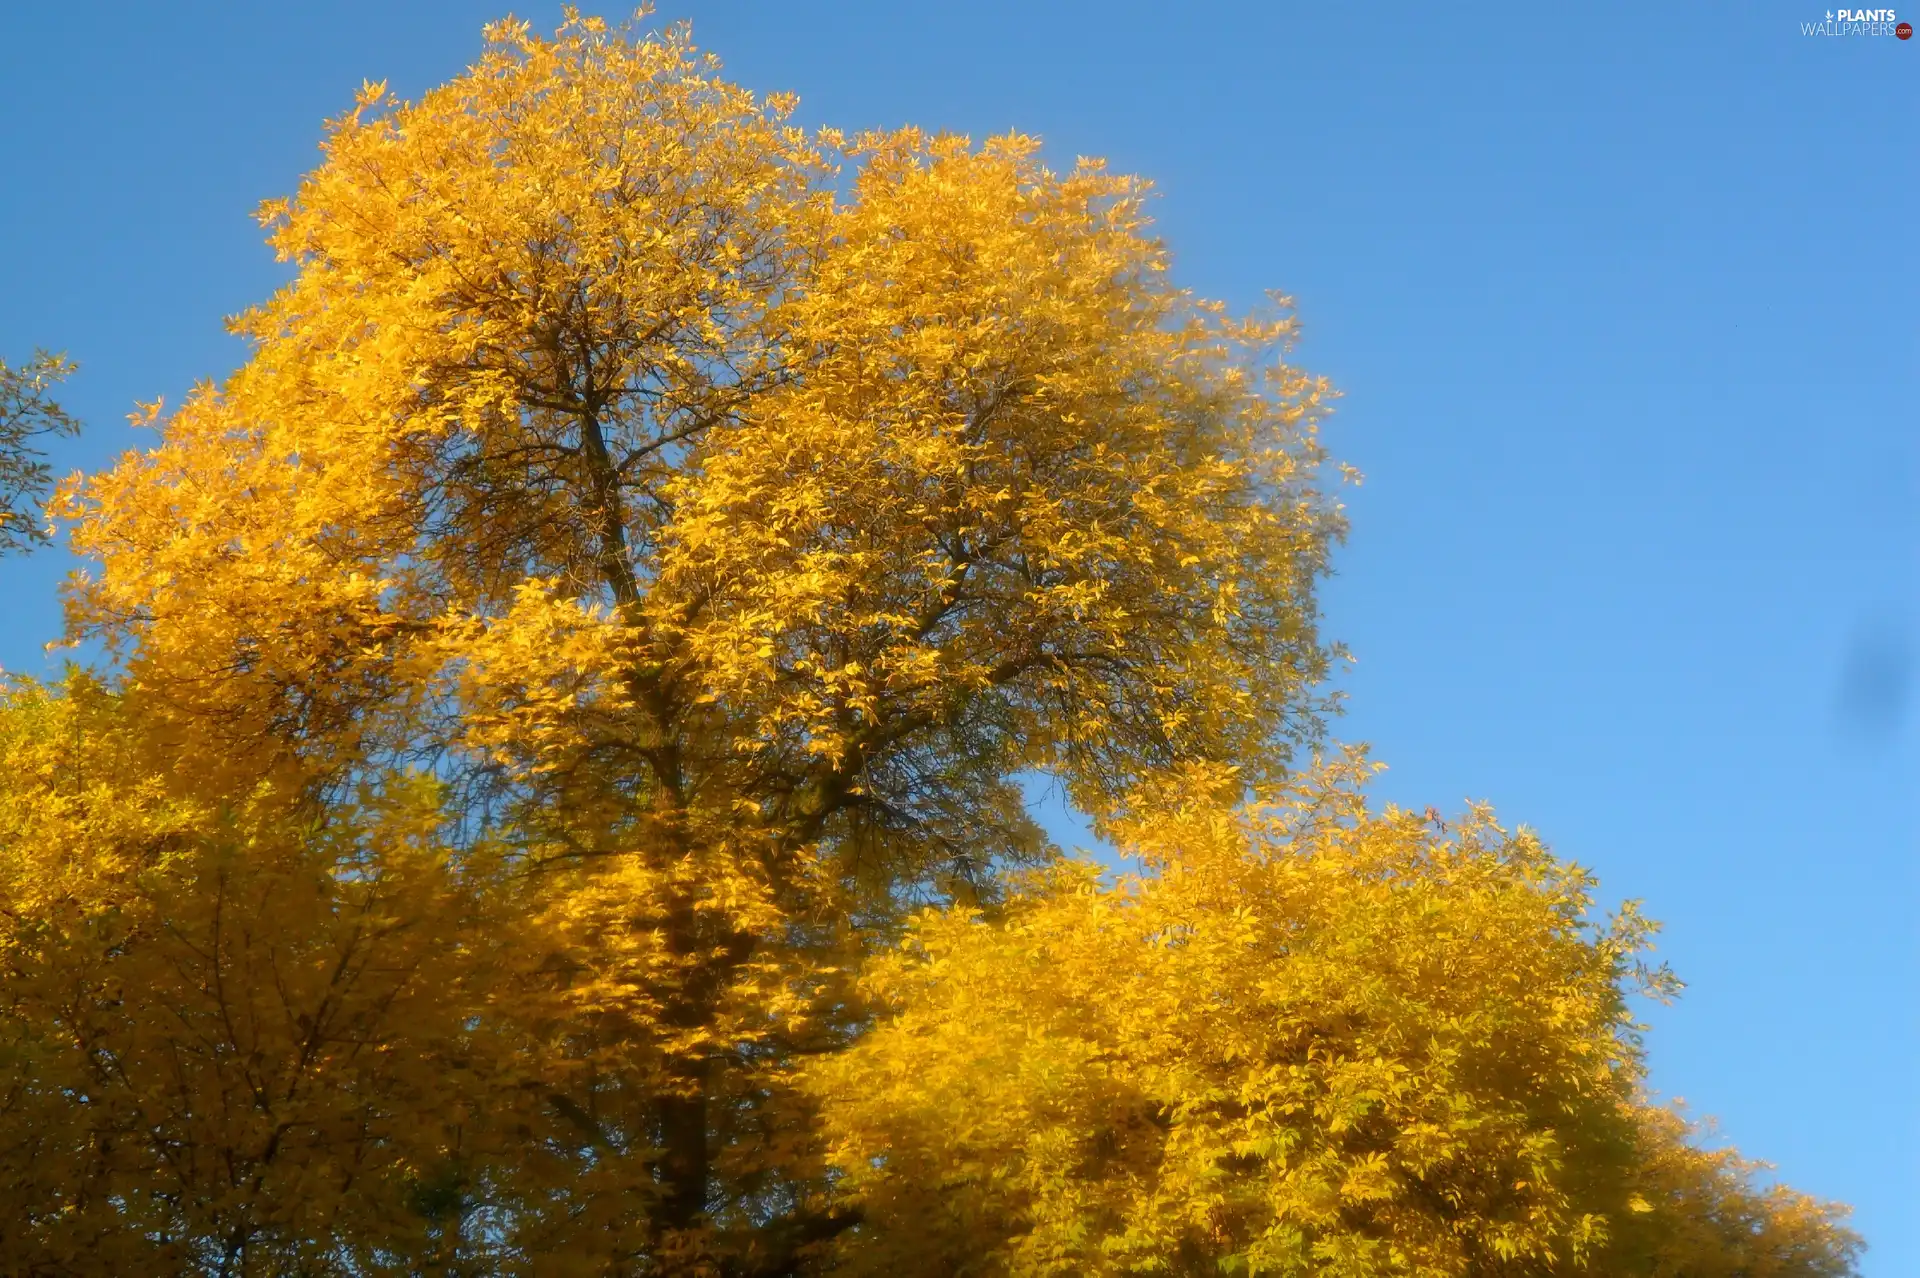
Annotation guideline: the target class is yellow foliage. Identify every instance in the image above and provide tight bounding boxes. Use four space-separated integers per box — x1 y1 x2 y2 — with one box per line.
0 11 1854 1275
43 9 1341 1269
0 677 526 1270
803 757 1861 1276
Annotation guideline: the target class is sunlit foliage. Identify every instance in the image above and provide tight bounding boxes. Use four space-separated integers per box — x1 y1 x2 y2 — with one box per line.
805 757 1861 1276
0 10 1859 1275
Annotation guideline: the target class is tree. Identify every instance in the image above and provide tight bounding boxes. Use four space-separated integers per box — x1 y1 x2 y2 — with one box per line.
803 757 1862 1277
0 350 81 554
46 12 1341 1271
0 676 524 1274
0 11 1857 1276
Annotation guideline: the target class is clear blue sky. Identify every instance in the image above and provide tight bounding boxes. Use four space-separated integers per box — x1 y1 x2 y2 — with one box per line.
2 1 1912 1267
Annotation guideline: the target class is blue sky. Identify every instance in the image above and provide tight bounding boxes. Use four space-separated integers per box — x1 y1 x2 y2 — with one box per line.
2 1 1913 1267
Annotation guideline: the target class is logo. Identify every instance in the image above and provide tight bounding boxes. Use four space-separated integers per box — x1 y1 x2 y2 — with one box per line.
1801 6 1907 32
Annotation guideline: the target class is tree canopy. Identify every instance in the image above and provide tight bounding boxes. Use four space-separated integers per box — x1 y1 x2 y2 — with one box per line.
0 349 81 554
807 758 1858 1276
0 12 1860 1277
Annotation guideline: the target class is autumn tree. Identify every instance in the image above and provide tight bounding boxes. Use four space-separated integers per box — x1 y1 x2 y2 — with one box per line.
0 11 1860 1277
804 757 1862 1277
39 11 1340 1271
0 676 531 1274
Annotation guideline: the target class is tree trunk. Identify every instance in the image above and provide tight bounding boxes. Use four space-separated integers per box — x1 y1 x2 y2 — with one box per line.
656 1053 713 1236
